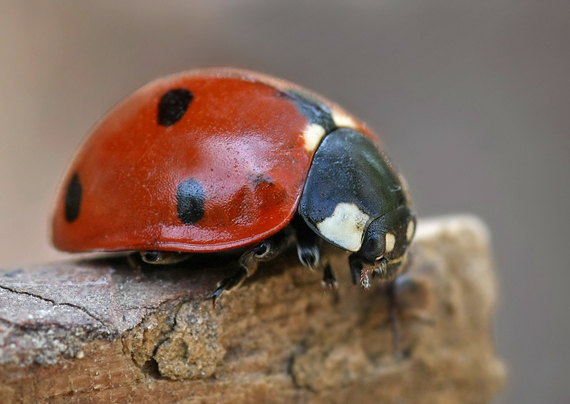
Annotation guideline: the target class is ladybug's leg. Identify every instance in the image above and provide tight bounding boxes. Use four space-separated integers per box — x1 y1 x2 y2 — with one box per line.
292 215 339 296
139 251 192 265
322 262 339 295
206 267 248 305
349 252 402 287
207 230 291 304
127 251 191 269
349 253 364 285
292 215 322 270
349 253 381 288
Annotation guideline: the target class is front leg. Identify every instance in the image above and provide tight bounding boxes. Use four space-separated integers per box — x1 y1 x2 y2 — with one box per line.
293 215 340 300
292 215 322 270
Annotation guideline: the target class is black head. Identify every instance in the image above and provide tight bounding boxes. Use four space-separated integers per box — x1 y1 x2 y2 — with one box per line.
358 205 416 269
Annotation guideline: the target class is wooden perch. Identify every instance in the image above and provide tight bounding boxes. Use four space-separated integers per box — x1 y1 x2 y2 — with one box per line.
0 216 505 404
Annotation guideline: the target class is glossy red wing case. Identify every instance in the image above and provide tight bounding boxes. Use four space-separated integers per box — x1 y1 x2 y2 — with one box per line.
52 68 375 253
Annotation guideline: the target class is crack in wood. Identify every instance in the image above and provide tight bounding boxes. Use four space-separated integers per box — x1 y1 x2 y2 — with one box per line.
0 284 108 329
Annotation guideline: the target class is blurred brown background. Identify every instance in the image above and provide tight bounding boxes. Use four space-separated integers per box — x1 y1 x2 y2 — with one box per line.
1 1 568 402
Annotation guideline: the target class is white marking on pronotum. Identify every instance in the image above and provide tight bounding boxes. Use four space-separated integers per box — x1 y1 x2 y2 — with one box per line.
316 203 371 252
407 220 415 241
385 232 396 253
303 123 326 152
332 110 358 129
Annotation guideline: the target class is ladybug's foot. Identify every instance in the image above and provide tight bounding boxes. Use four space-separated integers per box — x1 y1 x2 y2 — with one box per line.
298 244 321 271
207 231 291 307
206 267 248 307
322 263 340 303
292 215 322 270
321 263 337 290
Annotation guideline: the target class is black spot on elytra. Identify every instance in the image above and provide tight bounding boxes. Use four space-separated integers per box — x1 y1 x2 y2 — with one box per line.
157 88 193 126
65 172 82 222
176 178 205 224
250 173 273 188
285 89 336 133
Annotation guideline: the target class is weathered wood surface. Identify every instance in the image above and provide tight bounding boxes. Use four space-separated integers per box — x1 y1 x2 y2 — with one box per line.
0 216 505 404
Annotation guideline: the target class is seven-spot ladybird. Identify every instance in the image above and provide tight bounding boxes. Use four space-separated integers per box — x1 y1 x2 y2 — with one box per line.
52 68 416 299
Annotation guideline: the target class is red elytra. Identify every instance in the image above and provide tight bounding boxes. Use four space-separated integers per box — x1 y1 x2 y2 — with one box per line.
52 68 376 254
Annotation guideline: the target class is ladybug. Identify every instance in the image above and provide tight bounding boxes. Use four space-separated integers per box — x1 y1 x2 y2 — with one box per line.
52 68 416 300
